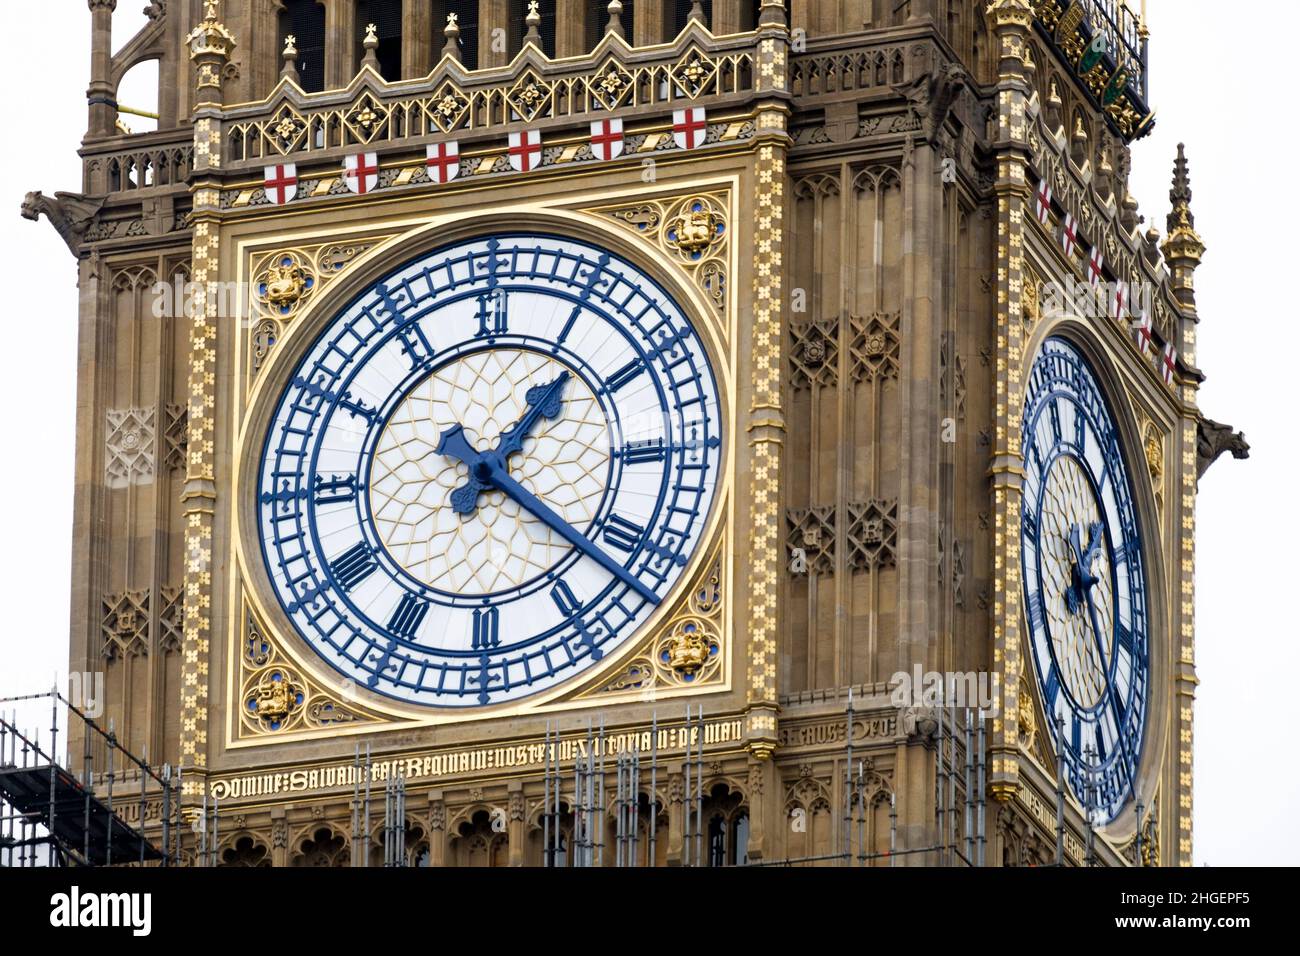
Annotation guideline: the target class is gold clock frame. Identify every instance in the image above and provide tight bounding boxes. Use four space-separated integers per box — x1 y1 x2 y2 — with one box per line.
223 179 742 747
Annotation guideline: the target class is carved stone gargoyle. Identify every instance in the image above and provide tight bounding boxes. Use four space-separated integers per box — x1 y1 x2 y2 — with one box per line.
21 190 105 256
892 62 967 140
1196 417 1250 481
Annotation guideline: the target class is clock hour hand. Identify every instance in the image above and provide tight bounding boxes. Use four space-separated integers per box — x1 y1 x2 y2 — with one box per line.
1065 522 1102 614
478 455 661 606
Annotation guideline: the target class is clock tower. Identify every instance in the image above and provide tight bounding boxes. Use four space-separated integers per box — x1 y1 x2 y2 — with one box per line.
29 0 1244 866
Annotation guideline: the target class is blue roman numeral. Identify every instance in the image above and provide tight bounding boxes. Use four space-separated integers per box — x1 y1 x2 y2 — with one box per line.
602 514 645 554
472 607 500 650
476 291 508 337
314 474 358 505
622 439 667 465
1115 622 1135 656
551 581 605 660
396 320 434 371
551 580 581 617
388 594 429 639
605 357 646 394
329 542 378 592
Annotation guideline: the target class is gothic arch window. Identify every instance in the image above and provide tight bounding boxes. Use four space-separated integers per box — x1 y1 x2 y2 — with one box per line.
291 826 350 867
701 783 747 866
219 834 271 867
452 809 509 867
280 0 326 92
630 795 669 867
365 818 430 866
439 0 480 70
115 59 159 136
358 0 404 80
731 813 750 865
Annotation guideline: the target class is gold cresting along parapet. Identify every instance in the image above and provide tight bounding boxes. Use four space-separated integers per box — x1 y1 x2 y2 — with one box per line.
1028 0 1155 141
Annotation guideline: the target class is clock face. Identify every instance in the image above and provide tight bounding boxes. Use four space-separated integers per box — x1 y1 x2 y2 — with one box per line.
255 234 723 708
1020 337 1149 822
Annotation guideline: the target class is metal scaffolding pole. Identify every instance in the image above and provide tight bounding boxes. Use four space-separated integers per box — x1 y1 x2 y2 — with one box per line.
682 705 691 866
964 710 974 866
597 715 606 867
843 688 853 867
694 704 704 867
363 742 372 868
977 711 987 867
649 710 658 868
1055 716 1067 866
543 721 552 867
889 791 897 867
351 743 360 867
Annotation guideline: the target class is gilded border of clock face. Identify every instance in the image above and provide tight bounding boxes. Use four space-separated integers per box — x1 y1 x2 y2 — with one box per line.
244 226 733 712
1020 335 1150 823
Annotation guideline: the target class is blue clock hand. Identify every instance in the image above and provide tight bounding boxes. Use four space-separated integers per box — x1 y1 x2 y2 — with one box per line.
494 371 570 461
440 372 571 517
1071 523 1139 790
1066 523 1101 613
478 456 661 606
435 424 492 515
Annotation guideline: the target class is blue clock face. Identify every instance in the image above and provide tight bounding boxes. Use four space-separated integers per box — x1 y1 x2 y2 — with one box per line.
1020 337 1149 823
256 234 723 708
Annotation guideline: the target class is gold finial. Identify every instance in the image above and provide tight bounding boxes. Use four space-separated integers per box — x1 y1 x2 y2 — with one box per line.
186 0 236 105
283 34 298 57
1161 144 1205 286
1048 77 1062 107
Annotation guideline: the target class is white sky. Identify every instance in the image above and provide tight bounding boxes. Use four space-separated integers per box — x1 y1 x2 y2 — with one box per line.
0 1 1292 865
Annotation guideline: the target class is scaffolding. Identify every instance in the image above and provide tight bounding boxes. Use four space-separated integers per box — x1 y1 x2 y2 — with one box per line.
751 690 990 867
538 706 712 867
0 688 175 867
1 682 1127 867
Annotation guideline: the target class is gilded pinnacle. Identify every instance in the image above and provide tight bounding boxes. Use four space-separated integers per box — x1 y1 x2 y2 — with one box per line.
1163 143 1205 264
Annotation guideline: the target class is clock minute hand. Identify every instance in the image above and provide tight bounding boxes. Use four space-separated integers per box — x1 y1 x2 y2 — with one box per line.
1076 547 1139 792
478 456 661 606
494 371 571 461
